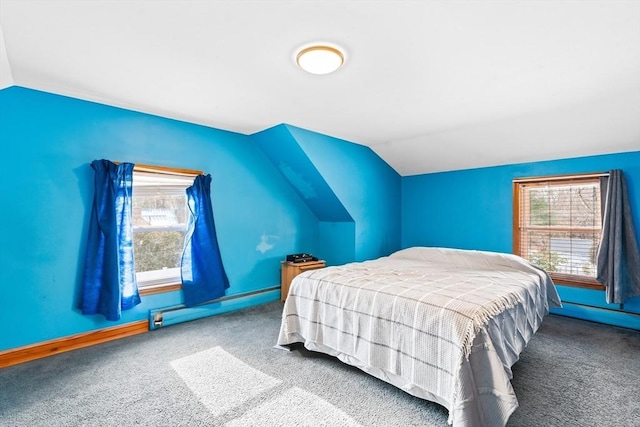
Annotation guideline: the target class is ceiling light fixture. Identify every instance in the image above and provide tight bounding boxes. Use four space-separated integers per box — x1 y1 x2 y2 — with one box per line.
296 45 345 75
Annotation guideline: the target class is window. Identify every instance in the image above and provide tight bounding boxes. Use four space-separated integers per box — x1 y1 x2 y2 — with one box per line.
131 165 200 295
513 173 606 289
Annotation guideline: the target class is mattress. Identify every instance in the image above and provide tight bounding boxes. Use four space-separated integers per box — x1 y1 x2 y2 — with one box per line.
277 247 562 427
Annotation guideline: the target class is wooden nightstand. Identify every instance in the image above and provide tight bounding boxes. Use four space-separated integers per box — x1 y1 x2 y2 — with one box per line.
281 260 326 301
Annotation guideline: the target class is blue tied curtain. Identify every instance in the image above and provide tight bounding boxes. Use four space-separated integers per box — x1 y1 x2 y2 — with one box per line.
181 174 229 306
81 160 141 320
597 169 640 304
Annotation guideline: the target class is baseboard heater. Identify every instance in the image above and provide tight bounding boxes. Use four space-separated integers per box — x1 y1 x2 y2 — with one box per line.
149 286 280 330
551 302 640 331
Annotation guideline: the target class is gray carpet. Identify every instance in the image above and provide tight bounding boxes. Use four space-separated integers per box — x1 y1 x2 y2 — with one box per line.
0 302 638 426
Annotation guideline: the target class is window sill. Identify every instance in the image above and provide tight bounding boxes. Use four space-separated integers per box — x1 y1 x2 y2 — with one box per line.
139 282 182 296
549 273 605 291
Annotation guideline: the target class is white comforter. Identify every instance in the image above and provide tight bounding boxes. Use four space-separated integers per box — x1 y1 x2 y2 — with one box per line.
277 247 562 427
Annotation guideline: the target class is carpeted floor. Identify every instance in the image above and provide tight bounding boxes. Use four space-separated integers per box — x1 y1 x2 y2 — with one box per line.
0 301 638 426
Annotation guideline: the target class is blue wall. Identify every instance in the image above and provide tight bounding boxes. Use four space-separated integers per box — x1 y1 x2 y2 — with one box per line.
253 124 402 266
285 125 402 262
0 87 321 350
252 125 353 222
402 151 640 329
1 84 636 352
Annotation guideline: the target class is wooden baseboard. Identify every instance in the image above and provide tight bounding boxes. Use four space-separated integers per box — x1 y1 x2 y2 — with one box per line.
0 320 148 369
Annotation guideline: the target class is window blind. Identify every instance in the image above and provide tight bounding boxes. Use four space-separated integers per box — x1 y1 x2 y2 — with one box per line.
516 177 602 278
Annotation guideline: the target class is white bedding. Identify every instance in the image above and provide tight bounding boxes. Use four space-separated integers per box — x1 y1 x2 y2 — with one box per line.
277 247 562 427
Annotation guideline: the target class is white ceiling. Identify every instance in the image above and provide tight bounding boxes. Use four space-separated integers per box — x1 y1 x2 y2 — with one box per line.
1 0 639 176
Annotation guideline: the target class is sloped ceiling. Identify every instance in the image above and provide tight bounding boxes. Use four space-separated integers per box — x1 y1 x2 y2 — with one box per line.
1 1 638 175
252 124 353 222
0 23 13 89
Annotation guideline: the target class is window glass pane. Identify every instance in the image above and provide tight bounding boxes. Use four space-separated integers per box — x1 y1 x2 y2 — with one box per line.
526 187 551 226
133 194 188 228
525 229 600 277
553 186 573 227
133 230 185 273
131 169 194 287
570 185 600 227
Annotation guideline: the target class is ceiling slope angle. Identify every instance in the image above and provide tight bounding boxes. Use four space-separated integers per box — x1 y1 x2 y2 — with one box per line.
0 1 638 175
0 24 14 89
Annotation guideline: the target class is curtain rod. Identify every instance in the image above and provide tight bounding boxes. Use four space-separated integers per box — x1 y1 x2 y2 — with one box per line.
513 171 609 183
115 162 204 177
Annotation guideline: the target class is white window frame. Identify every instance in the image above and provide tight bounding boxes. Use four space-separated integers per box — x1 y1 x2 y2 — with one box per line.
131 164 201 295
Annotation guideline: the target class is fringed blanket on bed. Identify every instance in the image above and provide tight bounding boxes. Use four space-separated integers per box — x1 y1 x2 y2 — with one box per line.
277 247 561 427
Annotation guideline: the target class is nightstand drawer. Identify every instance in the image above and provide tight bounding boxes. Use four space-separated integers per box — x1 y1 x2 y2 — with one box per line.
280 260 326 301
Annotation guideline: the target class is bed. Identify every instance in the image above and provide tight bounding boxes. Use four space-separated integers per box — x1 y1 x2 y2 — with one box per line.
277 247 562 427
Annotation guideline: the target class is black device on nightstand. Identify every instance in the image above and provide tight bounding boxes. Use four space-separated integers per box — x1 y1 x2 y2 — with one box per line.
286 253 318 263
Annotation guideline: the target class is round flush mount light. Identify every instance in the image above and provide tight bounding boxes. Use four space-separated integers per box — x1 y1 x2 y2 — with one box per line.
296 45 345 75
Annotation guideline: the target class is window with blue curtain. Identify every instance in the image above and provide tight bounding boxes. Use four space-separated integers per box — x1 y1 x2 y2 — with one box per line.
82 162 229 319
